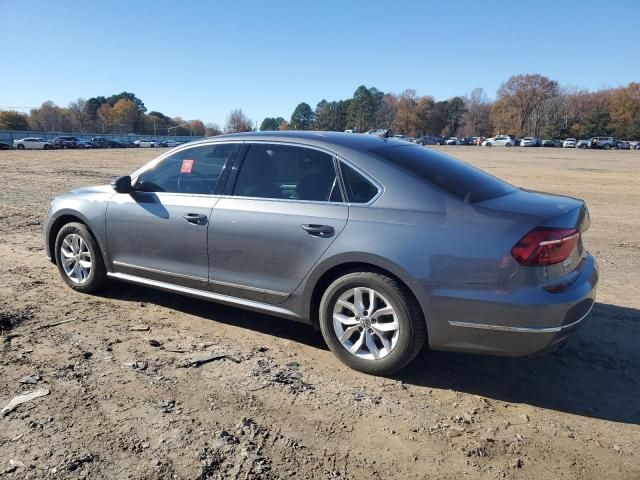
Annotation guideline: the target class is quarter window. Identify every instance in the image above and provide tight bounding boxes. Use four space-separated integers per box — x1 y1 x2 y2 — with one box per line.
135 143 237 194
340 162 379 203
233 144 341 202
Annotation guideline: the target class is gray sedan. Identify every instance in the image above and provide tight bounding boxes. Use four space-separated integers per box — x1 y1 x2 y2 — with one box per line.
44 132 598 375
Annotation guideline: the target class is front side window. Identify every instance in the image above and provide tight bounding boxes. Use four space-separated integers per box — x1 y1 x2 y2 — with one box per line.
135 143 237 194
340 162 379 203
233 144 341 202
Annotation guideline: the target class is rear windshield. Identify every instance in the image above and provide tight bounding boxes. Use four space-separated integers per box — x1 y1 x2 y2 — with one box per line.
371 145 515 203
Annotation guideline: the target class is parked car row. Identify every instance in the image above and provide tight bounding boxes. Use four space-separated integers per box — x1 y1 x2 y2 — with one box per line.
10 136 187 150
359 129 639 150
560 136 635 150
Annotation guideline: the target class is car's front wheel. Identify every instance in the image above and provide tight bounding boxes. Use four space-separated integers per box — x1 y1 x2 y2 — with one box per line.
54 222 107 293
17 144 25 150
319 272 426 375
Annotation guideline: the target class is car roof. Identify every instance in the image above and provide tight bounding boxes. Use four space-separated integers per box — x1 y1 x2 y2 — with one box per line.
182 131 408 153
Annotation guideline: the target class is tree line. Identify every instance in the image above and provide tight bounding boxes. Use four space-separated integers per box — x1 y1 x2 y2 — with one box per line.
260 75 640 140
0 92 223 137
1 76 639 139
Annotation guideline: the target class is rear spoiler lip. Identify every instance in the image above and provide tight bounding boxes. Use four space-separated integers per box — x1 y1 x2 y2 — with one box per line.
472 188 589 231
539 202 589 232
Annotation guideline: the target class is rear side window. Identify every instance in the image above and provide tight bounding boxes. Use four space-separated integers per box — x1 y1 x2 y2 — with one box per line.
340 162 379 203
371 145 515 203
233 144 341 202
135 143 237 194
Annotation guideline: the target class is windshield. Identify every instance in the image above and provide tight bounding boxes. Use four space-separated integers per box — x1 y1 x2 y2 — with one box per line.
371 145 516 203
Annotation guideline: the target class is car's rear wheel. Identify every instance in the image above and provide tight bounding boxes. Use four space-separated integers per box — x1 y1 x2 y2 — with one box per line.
54 222 107 294
319 272 426 375
505 142 512 147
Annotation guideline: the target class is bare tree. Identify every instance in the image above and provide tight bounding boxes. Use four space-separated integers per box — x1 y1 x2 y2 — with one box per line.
496 74 559 136
392 89 418 135
461 88 491 136
225 108 253 133
68 98 88 132
29 101 64 131
375 94 398 130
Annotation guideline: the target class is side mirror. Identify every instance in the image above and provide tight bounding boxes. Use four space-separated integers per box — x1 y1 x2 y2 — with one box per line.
111 175 132 194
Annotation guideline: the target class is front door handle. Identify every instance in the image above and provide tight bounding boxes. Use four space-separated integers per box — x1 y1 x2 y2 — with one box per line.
302 224 335 238
183 213 208 225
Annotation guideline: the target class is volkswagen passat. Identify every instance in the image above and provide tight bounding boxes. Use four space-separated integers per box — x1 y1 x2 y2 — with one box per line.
44 132 598 375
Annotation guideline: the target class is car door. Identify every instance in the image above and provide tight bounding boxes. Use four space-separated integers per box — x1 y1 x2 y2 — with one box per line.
106 142 240 289
207 142 348 304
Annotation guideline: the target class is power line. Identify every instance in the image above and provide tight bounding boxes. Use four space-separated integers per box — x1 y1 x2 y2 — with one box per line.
0 106 37 110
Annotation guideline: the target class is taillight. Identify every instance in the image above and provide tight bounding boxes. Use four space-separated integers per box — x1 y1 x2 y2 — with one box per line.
511 227 579 266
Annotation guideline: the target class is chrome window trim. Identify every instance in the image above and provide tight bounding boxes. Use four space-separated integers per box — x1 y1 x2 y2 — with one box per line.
130 140 244 184
226 140 384 207
216 194 347 207
448 302 594 334
133 191 222 199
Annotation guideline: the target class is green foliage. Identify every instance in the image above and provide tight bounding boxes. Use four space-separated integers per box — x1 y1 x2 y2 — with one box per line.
147 111 171 124
347 86 376 132
0 110 29 130
445 97 467 134
260 117 285 131
630 113 640 139
290 103 315 130
579 111 611 138
315 100 349 131
84 96 106 121
107 92 146 113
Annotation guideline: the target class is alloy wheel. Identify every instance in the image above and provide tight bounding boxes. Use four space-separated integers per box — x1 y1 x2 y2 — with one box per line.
332 287 399 360
60 233 92 284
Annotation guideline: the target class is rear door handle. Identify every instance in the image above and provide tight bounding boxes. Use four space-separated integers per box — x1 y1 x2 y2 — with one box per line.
301 224 335 238
183 213 208 225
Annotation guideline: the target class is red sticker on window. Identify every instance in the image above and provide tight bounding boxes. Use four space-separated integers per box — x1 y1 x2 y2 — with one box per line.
181 159 194 173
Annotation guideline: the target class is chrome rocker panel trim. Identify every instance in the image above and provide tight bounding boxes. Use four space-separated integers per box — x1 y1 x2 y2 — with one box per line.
107 272 301 320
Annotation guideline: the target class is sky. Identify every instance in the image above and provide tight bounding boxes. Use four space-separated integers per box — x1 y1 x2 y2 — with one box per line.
1 0 639 127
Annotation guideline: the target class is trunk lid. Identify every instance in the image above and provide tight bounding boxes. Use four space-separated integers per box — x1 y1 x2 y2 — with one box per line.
475 188 586 229
474 188 590 282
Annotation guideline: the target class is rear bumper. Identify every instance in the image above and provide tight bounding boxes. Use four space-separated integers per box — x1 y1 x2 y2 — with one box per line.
420 253 598 357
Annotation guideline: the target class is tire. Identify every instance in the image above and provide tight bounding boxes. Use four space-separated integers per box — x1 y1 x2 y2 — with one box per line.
54 222 107 294
505 142 512 147
486 143 492 147
604 144 610 150
319 271 426 376
17 144 25 150
44 144 50 150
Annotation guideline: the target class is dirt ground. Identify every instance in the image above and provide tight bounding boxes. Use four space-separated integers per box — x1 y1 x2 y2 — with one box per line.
0 145 638 479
